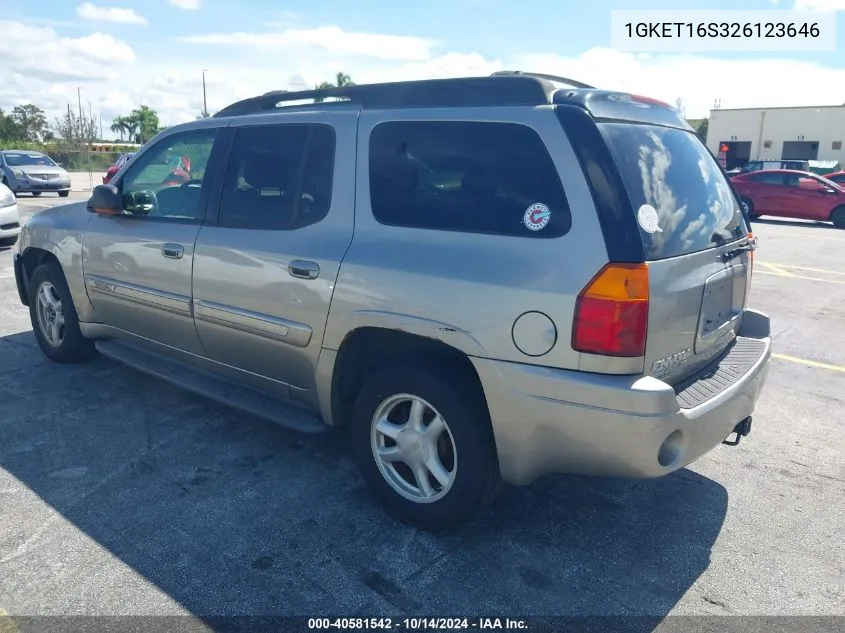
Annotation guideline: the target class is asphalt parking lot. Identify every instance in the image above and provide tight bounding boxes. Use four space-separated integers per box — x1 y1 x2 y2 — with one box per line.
0 193 843 630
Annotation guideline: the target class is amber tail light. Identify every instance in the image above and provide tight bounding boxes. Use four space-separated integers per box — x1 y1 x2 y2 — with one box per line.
572 263 650 357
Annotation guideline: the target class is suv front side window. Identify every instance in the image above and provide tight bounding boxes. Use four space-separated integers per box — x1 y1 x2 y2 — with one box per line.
118 129 218 221
216 124 336 230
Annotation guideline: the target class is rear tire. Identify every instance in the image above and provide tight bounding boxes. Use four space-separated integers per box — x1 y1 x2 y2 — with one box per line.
28 262 96 363
351 363 501 532
31 192 41 197
831 206 845 229
59 191 70 198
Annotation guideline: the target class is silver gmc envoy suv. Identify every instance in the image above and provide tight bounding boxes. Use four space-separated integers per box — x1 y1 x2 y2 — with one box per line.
13 73 772 531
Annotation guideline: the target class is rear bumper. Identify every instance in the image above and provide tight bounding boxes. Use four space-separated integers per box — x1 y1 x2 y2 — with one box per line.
473 309 772 486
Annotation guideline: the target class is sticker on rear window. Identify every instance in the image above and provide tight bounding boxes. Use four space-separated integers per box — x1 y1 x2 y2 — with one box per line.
637 204 663 234
524 203 551 231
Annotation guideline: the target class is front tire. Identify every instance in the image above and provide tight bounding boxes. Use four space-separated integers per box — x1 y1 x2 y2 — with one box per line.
28 263 95 363
31 192 41 197
59 190 70 198
831 206 845 229
351 364 501 532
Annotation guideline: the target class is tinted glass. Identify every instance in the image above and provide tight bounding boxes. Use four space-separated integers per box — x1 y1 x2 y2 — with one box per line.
218 124 335 230
120 129 217 221
828 173 845 184
4 153 55 167
369 121 570 237
749 172 785 184
601 123 747 260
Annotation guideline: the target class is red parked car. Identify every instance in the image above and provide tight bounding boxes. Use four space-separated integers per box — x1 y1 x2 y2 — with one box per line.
730 169 845 228
102 152 135 184
823 170 845 185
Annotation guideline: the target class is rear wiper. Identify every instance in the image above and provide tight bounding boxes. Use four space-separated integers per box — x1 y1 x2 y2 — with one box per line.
721 235 758 262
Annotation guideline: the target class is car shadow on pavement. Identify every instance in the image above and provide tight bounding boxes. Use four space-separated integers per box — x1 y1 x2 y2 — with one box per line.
0 330 728 631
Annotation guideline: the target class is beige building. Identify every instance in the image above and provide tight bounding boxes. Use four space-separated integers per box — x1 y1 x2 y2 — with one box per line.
706 105 845 171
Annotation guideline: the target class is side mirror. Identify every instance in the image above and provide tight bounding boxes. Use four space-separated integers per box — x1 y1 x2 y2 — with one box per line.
87 184 123 215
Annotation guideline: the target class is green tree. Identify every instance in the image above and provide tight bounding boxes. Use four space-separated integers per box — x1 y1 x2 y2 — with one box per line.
130 105 160 143
110 116 130 141
695 118 709 144
0 108 24 142
313 72 355 103
10 104 50 142
124 117 139 144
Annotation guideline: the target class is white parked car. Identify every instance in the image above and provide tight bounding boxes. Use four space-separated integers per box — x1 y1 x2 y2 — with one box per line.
0 182 21 247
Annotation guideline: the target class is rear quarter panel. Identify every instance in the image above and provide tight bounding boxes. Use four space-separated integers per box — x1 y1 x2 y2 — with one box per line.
323 106 627 372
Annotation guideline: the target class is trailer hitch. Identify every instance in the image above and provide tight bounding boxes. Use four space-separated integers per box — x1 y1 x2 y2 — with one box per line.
723 417 752 446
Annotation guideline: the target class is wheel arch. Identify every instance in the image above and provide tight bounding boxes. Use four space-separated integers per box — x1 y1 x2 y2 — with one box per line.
327 326 489 429
828 204 845 227
17 247 62 306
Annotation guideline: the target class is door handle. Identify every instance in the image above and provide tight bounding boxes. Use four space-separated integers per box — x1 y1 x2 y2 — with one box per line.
161 243 184 259
288 260 320 280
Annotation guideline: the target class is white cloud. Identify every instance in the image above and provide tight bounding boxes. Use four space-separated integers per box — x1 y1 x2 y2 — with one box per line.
169 0 200 9
180 26 438 61
792 0 845 10
513 48 845 118
6 19 845 136
0 20 135 85
77 3 148 25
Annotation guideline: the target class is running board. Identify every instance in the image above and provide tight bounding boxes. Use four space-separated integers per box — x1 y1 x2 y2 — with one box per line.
94 339 327 434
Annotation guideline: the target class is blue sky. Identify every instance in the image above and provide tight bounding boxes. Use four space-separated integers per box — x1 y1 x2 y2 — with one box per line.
2 0 845 131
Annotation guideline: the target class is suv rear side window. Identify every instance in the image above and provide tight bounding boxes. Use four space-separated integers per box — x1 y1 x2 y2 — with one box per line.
369 121 571 237
601 123 746 260
217 124 335 230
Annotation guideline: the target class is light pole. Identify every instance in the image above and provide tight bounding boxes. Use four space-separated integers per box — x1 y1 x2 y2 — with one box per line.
202 69 208 117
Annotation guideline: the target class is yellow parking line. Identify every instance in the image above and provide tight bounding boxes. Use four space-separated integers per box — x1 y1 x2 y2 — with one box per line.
758 262 845 276
754 270 845 285
774 353 845 373
756 262 797 277
0 609 20 633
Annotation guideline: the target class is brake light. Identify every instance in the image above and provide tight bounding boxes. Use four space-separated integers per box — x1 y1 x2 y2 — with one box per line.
572 263 649 357
628 94 670 107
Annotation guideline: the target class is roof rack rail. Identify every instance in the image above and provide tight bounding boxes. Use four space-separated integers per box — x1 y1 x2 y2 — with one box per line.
214 75 565 118
490 70 595 90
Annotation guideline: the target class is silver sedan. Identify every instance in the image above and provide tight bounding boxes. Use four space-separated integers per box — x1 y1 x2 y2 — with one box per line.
0 150 71 197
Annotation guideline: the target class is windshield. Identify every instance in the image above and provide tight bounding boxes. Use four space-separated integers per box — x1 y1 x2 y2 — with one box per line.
3 153 56 167
810 174 843 189
600 123 747 260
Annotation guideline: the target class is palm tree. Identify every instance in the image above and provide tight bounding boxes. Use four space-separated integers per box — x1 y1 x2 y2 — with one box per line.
128 105 160 144
313 72 355 103
110 116 128 141
334 72 354 88
124 118 139 144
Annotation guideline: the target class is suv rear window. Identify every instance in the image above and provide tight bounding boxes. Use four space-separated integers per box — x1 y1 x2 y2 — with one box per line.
600 123 747 260
369 121 571 237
